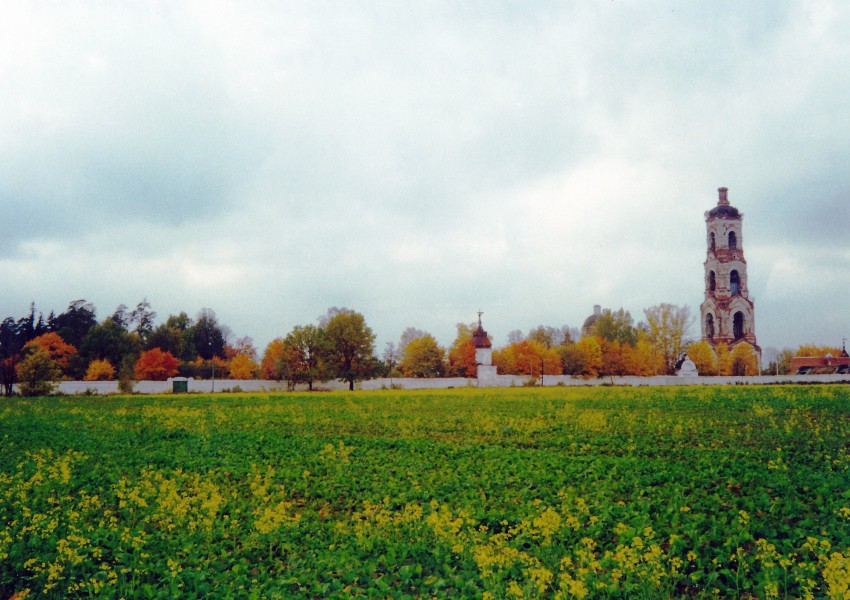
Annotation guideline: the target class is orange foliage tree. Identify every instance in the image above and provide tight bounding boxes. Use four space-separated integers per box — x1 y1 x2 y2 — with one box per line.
134 348 179 381
599 339 624 377
84 358 115 381
447 339 476 377
23 332 77 374
446 323 478 377
493 340 561 377
260 338 288 380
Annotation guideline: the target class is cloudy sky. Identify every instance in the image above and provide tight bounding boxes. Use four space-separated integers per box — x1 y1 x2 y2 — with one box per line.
2 1 849 356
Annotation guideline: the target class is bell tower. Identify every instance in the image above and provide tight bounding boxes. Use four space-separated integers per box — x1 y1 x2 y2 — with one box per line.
700 187 759 352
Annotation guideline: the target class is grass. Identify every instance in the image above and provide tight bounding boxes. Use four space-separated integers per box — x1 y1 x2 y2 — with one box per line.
1 386 849 598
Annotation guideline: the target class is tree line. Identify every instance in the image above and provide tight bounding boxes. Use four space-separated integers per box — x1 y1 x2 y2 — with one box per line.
0 298 826 396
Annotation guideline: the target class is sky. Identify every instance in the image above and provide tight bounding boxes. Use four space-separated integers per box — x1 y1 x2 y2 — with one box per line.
2 1 849 357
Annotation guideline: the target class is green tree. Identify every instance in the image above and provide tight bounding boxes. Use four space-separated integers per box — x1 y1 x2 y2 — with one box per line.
194 308 227 360
147 313 197 361
323 308 376 391
559 343 585 376
398 333 445 377
80 317 141 371
51 299 97 348
285 324 329 391
592 308 638 347
129 298 157 342
643 303 694 375
768 348 794 375
15 347 61 396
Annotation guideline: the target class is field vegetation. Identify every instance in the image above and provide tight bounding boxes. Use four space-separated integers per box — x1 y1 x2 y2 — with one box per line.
1 386 849 598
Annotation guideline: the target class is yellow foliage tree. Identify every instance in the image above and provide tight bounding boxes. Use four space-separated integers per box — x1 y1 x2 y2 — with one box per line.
687 340 718 376
84 358 116 381
794 344 844 358
398 334 445 377
621 340 663 376
719 342 759 376
575 337 603 378
229 353 259 379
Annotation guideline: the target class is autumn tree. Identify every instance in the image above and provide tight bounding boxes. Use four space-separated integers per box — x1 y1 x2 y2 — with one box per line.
23 332 77 376
323 308 377 391
260 338 288 380
446 322 478 378
621 339 663 376
16 347 61 396
574 337 603 378
84 358 115 381
398 326 427 356
643 303 694 375
134 348 179 381
559 343 585 376
794 344 844 358
227 336 258 361
687 340 718 376
228 353 259 380
599 339 625 377
684 341 712 375
398 333 445 377
721 342 759 376
493 340 560 378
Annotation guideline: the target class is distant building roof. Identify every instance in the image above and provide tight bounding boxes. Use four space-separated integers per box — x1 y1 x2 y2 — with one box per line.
472 313 491 349
582 305 603 336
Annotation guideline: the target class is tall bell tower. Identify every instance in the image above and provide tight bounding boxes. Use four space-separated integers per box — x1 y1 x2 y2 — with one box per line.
700 187 759 352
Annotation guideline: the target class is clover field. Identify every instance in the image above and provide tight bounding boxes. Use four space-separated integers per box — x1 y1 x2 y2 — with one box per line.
1 385 850 598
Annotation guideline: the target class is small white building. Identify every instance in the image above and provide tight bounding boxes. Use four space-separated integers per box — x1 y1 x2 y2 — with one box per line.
473 314 498 386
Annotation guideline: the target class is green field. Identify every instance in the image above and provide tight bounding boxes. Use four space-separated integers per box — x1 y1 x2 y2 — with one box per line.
2 386 850 599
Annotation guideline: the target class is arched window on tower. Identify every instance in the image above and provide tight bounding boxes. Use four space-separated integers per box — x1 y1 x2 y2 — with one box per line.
706 314 714 339
728 231 737 249
730 270 740 295
710 232 716 251
733 312 745 340
709 271 716 292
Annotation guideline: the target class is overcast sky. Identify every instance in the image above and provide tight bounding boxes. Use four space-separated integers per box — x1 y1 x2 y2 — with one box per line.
2 1 849 356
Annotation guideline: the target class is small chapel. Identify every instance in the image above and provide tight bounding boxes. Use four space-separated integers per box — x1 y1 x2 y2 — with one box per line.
699 187 761 355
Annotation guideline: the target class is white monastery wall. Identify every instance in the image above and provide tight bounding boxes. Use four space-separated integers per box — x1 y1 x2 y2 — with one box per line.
13 374 850 396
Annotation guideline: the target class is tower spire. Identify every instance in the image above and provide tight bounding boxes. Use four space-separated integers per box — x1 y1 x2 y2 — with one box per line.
718 187 729 206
